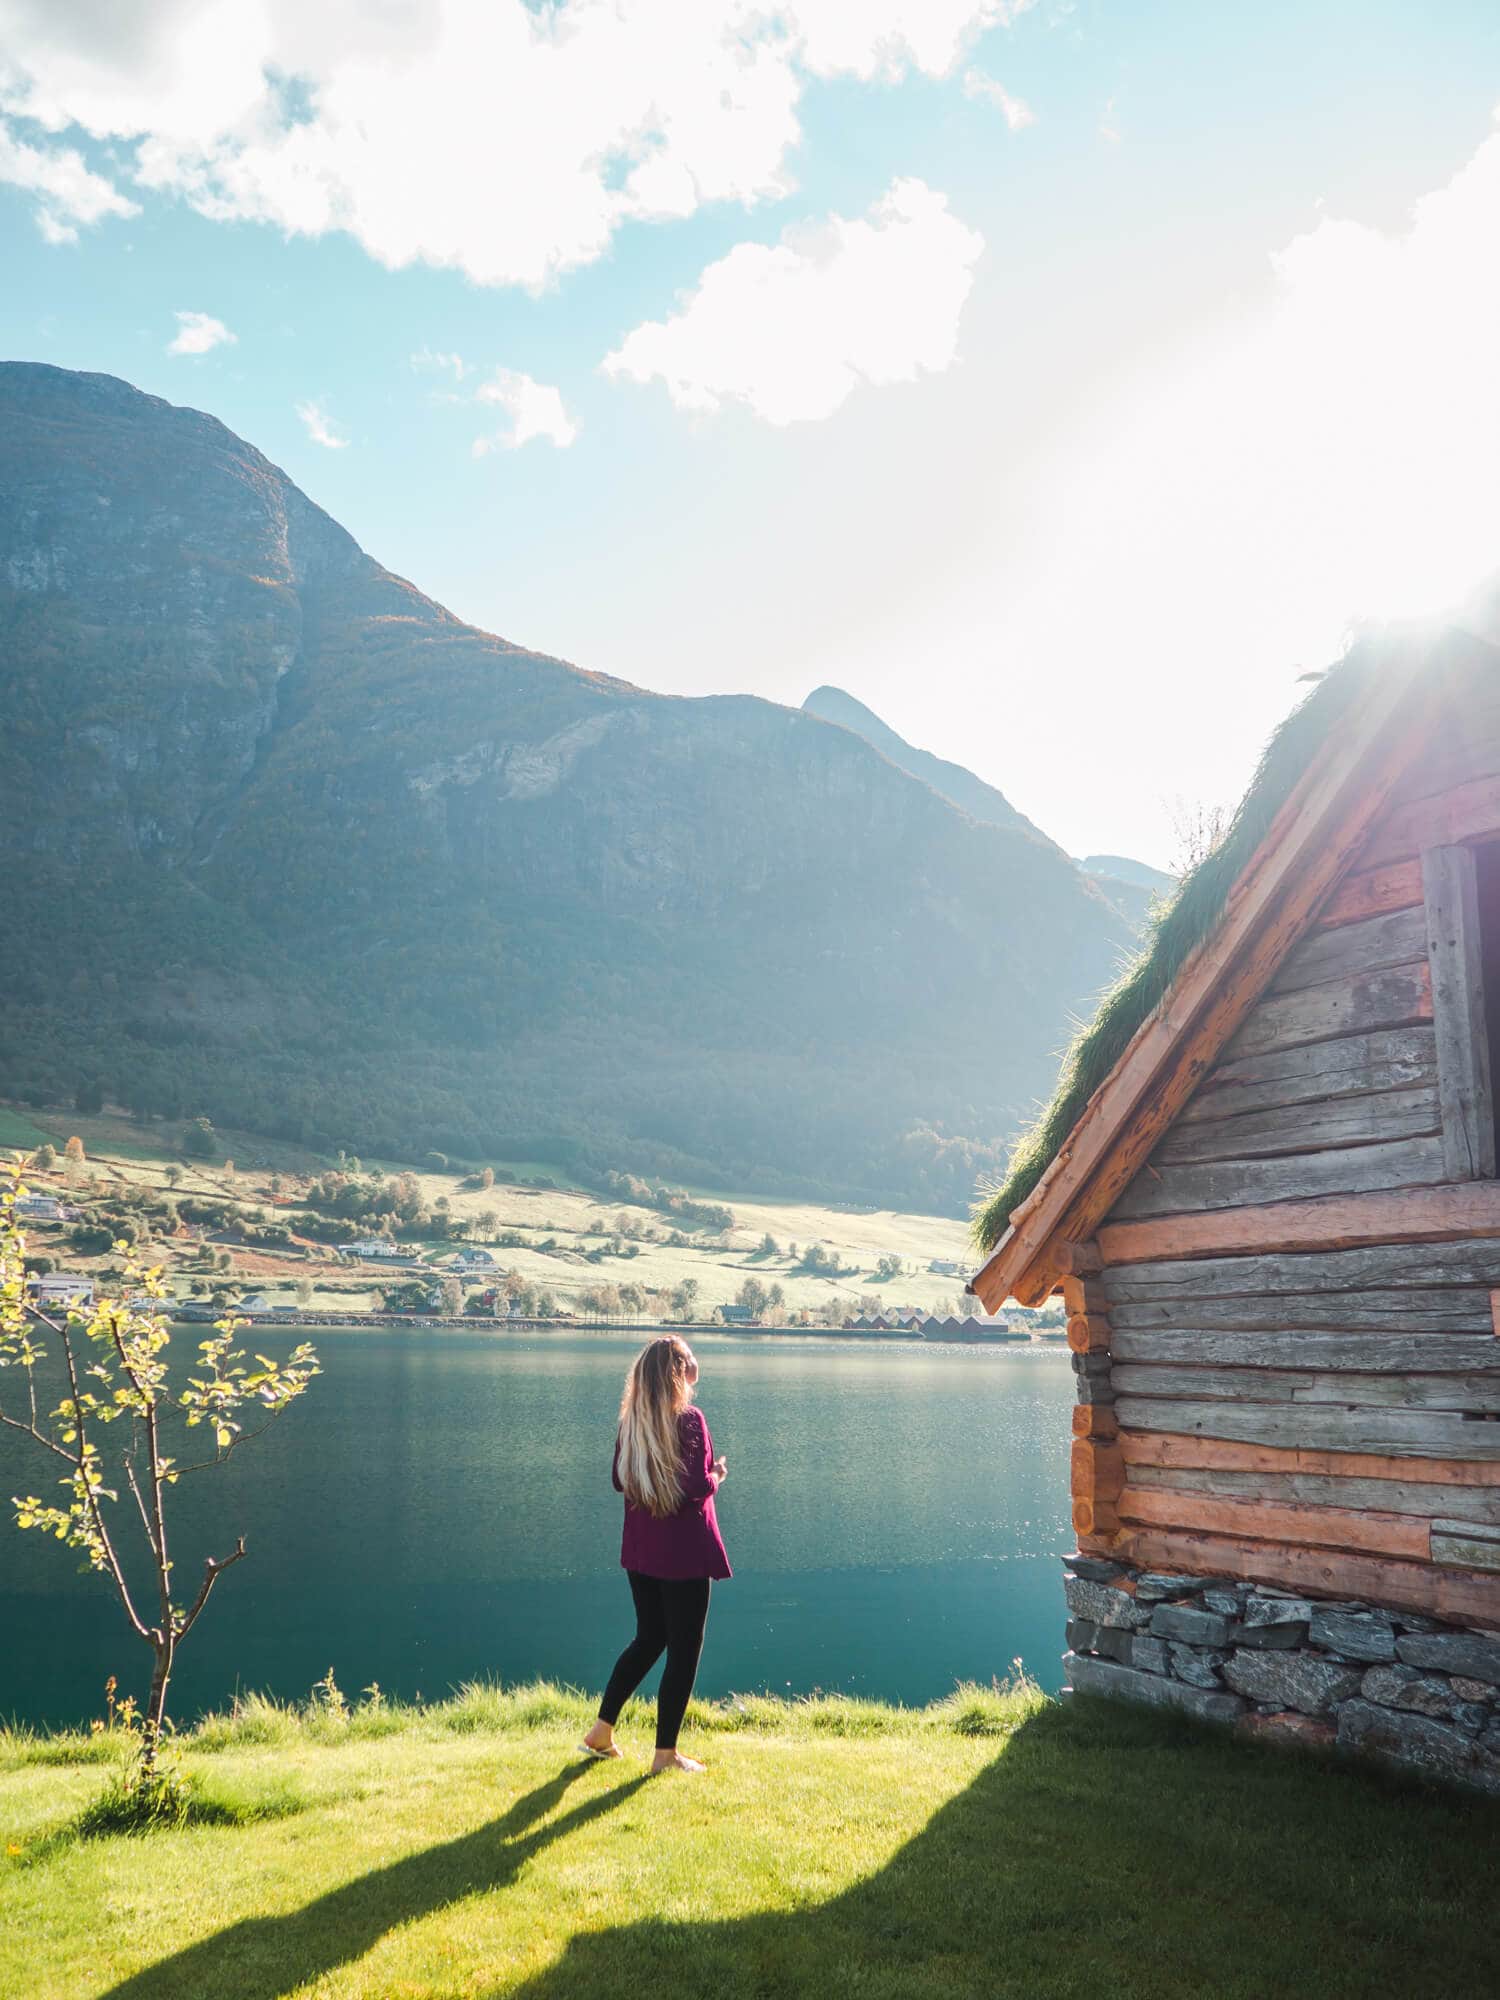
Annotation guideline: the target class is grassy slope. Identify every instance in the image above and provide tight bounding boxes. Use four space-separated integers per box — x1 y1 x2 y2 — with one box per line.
9 1111 981 1320
4 1685 1499 1999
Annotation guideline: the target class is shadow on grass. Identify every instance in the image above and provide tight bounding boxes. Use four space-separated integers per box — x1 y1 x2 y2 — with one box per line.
505 1700 1500 2000
100 1758 647 2000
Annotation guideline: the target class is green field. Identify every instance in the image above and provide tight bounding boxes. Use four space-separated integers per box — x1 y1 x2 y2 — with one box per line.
3 1683 1497 1999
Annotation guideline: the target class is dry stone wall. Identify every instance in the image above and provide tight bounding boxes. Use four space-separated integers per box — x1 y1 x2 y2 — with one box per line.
1062 1554 1500 1794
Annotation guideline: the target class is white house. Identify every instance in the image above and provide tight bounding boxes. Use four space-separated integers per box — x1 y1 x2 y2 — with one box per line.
338 1240 408 1261
16 1194 72 1222
449 1248 495 1269
26 1273 94 1309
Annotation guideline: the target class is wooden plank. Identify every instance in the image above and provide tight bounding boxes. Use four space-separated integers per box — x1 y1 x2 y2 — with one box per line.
1176 1027 1438 1125
1155 1084 1439 1165
1270 904 1428 995
1429 1516 1500 1568
1098 1183 1500 1269
1103 1238 1500 1302
1421 843 1497 1180
1072 1404 1119 1439
1317 859 1424 929
1389 712 1500 806
1112 1133 1448 1222
1071 1439 1125 1503
1113 1395 1500 1460
1127 1461 1500 1525
1118 1429 1500 1486
1067 1312 1111 1355
1109 1288 1496 1332
1111 1362 1500 1412
1060 1276 1108 1315
1363 771 1500 867
1431 1530 1500 1570
1117 1486 1432 1560
1115 1526 1500 1629
972 635 1458 1310
1110 1328 1497 1373
1073 1497 1120 1538
1219 963 1432 1065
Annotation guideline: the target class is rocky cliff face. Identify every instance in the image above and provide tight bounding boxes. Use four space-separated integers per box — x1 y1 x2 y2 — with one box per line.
0 363 1133 1209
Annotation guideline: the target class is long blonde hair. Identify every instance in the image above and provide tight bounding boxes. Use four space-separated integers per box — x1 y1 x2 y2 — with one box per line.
617 1336 696 1518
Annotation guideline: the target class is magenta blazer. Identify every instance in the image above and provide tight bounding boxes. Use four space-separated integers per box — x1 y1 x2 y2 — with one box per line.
612 1405 732 1581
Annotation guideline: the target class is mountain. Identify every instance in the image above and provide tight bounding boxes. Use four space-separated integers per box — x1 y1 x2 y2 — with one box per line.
801 686 1169 931
0 363 1134 1213
1076 854 1173 893
801 685 1049 841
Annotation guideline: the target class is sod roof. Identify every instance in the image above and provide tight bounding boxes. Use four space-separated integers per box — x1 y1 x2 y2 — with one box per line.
971 648 1384 1254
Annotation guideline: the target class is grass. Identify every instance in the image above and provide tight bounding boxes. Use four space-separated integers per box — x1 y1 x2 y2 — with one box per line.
3 1680 1499 1999
0 1105 56 1151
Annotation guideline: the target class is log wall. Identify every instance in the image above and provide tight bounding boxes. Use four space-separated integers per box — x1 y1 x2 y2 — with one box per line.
1079 688 1500 1634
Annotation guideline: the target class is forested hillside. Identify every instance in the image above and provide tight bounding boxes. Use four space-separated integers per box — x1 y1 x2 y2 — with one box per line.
0 363 1134 1212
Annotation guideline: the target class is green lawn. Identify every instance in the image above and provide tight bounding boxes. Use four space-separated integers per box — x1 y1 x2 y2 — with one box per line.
4 1682 1498 1999
0 1105 57 1151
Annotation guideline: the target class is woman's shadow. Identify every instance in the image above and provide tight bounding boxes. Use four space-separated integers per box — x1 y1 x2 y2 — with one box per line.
99 1759 648 2000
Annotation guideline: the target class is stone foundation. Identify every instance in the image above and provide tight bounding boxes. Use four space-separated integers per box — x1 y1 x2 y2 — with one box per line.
1062 1555 1500 1796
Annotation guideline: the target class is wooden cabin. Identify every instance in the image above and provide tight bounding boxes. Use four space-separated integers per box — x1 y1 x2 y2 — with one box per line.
969 626 1500 1789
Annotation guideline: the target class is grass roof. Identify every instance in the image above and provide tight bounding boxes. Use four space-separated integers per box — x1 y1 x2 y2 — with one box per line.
971 648 1384 1254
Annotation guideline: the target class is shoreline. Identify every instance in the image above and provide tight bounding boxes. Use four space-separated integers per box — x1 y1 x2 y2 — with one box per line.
186 1311 1069 1346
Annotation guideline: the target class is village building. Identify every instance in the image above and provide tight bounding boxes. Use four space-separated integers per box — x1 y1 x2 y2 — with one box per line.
14 1194 73 1222
338 1239 409 1262
25 1273 94 1309
448 1248 496 1269
969 630 1500 1791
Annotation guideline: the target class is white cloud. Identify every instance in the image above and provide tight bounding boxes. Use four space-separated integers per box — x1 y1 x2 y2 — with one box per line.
961 67 1035 130
411 347 467 382
0 1 1022 288
295 398 348 450
166 308 234 356
603 178 983 425
472 369 579 452
0 114 137 241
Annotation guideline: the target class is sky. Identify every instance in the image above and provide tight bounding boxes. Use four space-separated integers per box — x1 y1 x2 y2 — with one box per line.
5 0 1500 869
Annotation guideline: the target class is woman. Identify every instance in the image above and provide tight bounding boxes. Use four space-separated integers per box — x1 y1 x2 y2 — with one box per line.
581 1335 730 1774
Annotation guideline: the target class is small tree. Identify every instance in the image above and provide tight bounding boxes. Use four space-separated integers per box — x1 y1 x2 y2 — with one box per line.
737 1276 768 1316
181 1117 218 1162
33 1143 57 1172
0 1164 318 1784
64 1135 86 1165
164 1164 182 1190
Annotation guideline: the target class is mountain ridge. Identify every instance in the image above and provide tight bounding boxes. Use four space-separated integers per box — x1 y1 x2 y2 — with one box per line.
0 362 1133 1213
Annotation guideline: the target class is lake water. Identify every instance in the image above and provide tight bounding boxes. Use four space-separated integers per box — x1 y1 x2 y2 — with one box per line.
0 1330 1074 1730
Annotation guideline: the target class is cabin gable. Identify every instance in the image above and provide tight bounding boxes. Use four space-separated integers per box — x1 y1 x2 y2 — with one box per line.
1073 659 1500 1666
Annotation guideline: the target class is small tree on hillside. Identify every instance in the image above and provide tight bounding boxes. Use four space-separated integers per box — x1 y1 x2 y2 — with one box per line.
0 1163 318 1793
181 1116 218 1161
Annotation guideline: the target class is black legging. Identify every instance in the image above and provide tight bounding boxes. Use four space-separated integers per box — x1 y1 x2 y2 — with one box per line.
598 1571 712 1750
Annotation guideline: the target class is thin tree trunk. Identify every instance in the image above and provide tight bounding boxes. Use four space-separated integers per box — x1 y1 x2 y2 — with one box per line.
142 1642 172 1777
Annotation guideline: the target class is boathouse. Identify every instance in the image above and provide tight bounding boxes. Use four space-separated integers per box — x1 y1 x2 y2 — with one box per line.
970 624 1500 1788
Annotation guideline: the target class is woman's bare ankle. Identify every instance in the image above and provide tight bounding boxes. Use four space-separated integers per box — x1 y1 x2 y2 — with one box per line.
651 1747 704 1773
583 1720 621 1755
